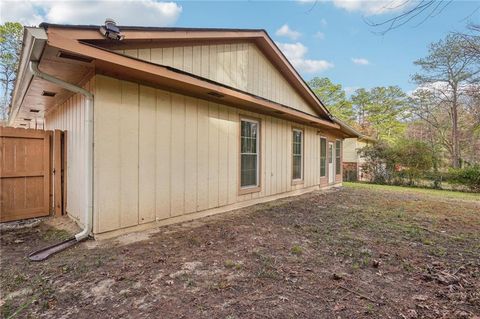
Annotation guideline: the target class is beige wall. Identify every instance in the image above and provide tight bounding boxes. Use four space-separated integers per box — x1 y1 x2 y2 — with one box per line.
45 77 95 226
343 138 358 163
118 42 319 117
93 75 342 234
343 138 370 163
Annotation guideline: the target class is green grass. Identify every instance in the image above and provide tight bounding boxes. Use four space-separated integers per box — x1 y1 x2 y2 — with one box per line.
42 228 72 241
290 245 303 255
344 182 480 201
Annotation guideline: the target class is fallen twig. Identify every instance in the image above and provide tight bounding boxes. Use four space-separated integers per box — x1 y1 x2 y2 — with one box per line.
340 291 352 300
336 284 377 304
452 263 470 276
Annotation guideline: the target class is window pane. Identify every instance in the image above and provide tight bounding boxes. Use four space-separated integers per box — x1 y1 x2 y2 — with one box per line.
241 120 259 188
336 140 341 174
320 138 326 177
293 155 302 180
292 130 303 180
241 154 257 187
329 144 333 163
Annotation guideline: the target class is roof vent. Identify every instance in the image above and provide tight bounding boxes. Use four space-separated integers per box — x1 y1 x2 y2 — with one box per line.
23 118 32 121
42 90 56 97
30 109 40 113
207 92 224 98
58 51 93 63
99 18 124 41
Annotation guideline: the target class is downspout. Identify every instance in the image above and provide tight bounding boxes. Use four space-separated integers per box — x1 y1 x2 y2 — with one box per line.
29 61 93 241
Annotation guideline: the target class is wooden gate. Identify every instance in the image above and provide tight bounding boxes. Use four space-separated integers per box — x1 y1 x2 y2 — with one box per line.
0 127 52 222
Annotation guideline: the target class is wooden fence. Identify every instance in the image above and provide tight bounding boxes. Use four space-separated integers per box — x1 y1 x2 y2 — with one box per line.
0 127 55 222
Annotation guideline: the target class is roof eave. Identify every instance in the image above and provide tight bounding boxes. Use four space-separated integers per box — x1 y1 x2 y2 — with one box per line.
44 31 340 130
39 22 266 33
41 23 333 121
8 27 47 126
332 118 362 138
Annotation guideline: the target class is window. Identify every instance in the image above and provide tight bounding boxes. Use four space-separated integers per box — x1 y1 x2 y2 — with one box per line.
335 140 341 174
240 119 259 188
292 129 303 181
320 138 326 177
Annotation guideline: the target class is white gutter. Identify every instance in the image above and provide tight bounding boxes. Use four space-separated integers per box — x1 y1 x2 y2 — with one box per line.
29 61 93 241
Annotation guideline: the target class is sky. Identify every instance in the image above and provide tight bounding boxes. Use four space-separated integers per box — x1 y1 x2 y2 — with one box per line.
1 0 479 94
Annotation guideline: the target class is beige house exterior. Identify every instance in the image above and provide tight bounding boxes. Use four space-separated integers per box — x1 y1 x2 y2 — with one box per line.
9 23 357 238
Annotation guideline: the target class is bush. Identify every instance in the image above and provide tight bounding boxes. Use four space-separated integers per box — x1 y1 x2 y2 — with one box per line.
423 170 451 189
358 140 479 192
357 142 395 184
358 140 433 186
449 166 480 192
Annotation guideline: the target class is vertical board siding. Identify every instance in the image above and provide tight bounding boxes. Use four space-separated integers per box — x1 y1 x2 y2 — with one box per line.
208 103 219 209
119 81 139 228
196 100 209 211
155 90 172 220
118 43 318 117
170 94 186 216
94 76 341 234
184 97 198 214
138 85 157 224
95 76 122 232
44 78 93 226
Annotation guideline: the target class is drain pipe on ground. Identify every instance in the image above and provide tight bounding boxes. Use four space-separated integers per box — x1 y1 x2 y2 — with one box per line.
28 61 93 261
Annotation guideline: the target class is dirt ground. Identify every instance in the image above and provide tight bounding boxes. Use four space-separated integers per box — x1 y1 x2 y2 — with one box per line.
1 183 479 319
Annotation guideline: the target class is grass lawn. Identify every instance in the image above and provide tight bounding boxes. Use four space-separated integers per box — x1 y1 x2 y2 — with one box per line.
1 185 479 318
344 181 480 201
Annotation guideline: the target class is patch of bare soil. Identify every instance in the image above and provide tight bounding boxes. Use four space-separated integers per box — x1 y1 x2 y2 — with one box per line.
1 187 479 318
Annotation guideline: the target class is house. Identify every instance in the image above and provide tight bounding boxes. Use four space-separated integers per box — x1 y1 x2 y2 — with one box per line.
7 21 357 239
342 136 375 181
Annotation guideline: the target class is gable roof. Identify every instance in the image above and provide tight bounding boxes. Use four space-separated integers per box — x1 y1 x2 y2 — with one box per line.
9 23 358 137
41 23 333 119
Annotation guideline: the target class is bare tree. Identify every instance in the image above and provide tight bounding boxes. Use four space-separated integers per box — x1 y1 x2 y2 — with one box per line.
0 22 23 120
457 24 480 59
409 90 452 163
363 0 479 35
412 34 480 167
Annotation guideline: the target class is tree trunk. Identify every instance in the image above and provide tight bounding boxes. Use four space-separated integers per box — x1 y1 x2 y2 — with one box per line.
1 81 8 120
451 90 460 168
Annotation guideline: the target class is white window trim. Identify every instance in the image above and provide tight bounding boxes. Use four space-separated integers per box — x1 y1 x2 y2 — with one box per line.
240 118 260 189
292 128 304 182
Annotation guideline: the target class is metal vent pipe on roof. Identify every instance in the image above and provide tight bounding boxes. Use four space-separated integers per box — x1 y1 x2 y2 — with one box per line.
99 18 124 41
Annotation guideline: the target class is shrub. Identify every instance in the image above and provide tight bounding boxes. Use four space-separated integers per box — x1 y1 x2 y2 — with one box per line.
358 140 479 192
423 170 451 189
393 140 433 186
358 140 433 186
449 166 480 192
357 142 395 184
